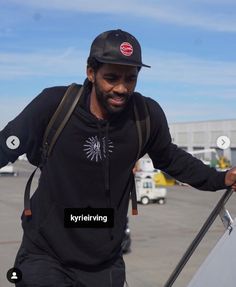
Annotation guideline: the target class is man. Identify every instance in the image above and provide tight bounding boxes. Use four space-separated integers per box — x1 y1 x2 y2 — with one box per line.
0 29 236 287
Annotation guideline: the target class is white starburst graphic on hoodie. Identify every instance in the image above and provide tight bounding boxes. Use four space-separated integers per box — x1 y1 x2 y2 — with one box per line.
83 136 114 162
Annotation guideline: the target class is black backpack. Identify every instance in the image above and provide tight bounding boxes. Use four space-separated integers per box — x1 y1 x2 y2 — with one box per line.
24 83 150 217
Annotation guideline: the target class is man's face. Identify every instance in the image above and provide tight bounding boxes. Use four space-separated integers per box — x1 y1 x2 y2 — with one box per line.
89 63 139 116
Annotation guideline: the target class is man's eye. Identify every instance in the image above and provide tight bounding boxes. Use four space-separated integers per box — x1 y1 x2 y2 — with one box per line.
104 77 117 83
126 77 137 83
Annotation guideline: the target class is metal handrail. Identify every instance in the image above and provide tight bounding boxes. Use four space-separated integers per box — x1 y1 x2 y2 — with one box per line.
164 188 234 287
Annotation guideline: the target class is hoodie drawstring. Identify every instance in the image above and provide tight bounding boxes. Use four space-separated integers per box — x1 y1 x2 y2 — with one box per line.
104 122 111 207
97 121 114 240
104 122 114 240
97 122 111 209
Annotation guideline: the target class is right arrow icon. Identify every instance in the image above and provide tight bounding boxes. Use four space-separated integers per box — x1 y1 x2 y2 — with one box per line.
216 136 230 150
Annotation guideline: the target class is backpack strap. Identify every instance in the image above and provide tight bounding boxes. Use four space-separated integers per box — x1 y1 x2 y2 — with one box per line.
131 93 151 215
41 83 83 164
24 83 83 217
133 92 151 159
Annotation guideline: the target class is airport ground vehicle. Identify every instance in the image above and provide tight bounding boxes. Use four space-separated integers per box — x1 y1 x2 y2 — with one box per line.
135 177 167 205
135 170 175 186
134 156 175 186
0 164 18 176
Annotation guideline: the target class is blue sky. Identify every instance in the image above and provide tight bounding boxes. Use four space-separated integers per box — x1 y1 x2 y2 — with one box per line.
1 0 236 129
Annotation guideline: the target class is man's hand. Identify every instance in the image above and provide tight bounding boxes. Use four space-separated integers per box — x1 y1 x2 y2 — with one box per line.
225 167 236 191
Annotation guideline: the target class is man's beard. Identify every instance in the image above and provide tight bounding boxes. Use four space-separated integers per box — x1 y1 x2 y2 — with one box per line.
94 80 131 116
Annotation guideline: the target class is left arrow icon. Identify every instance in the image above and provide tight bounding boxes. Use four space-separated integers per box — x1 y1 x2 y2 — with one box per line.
6 136 20 150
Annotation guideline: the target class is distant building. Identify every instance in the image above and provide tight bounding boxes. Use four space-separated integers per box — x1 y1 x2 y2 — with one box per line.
169 119 236 166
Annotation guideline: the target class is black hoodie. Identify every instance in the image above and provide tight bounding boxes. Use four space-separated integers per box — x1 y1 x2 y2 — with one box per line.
0 83 227 270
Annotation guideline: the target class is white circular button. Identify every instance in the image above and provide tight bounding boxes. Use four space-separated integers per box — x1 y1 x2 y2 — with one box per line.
216 136 230 150
6 136 20 150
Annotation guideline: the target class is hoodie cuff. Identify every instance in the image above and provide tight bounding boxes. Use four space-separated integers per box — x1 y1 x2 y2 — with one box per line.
216 171 228 190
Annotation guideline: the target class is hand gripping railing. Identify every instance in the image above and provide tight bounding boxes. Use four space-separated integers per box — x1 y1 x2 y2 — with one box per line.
164 187 234 287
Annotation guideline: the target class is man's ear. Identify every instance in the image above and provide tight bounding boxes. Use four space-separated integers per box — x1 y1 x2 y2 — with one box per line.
87 67 95 83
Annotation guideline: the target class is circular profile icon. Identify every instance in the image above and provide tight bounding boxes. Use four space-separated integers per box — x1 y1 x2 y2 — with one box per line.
6 267 22 283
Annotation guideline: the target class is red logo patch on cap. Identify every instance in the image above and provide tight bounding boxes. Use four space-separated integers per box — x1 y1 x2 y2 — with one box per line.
120 42 133 56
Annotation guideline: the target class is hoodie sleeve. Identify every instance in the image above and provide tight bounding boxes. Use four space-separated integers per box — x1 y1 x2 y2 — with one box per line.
144 97 227 191
0 86 66 167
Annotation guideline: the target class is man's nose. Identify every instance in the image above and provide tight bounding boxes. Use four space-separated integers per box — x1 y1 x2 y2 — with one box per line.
113 83 128 94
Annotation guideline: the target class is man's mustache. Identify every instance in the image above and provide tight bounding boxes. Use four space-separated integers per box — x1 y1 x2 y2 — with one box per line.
107 93 130 99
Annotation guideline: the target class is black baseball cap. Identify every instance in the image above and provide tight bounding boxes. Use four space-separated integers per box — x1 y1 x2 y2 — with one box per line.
89 29 150 68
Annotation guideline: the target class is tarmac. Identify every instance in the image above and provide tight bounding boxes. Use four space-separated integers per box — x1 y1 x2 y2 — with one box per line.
1 160 236 287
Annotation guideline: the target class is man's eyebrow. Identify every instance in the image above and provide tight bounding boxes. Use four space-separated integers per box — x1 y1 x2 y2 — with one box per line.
103 72 138 78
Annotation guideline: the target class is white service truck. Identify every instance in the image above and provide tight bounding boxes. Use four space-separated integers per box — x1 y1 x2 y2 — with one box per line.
135 177 167 205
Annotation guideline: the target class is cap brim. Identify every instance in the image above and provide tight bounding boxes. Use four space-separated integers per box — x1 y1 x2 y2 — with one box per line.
94 56 151 68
